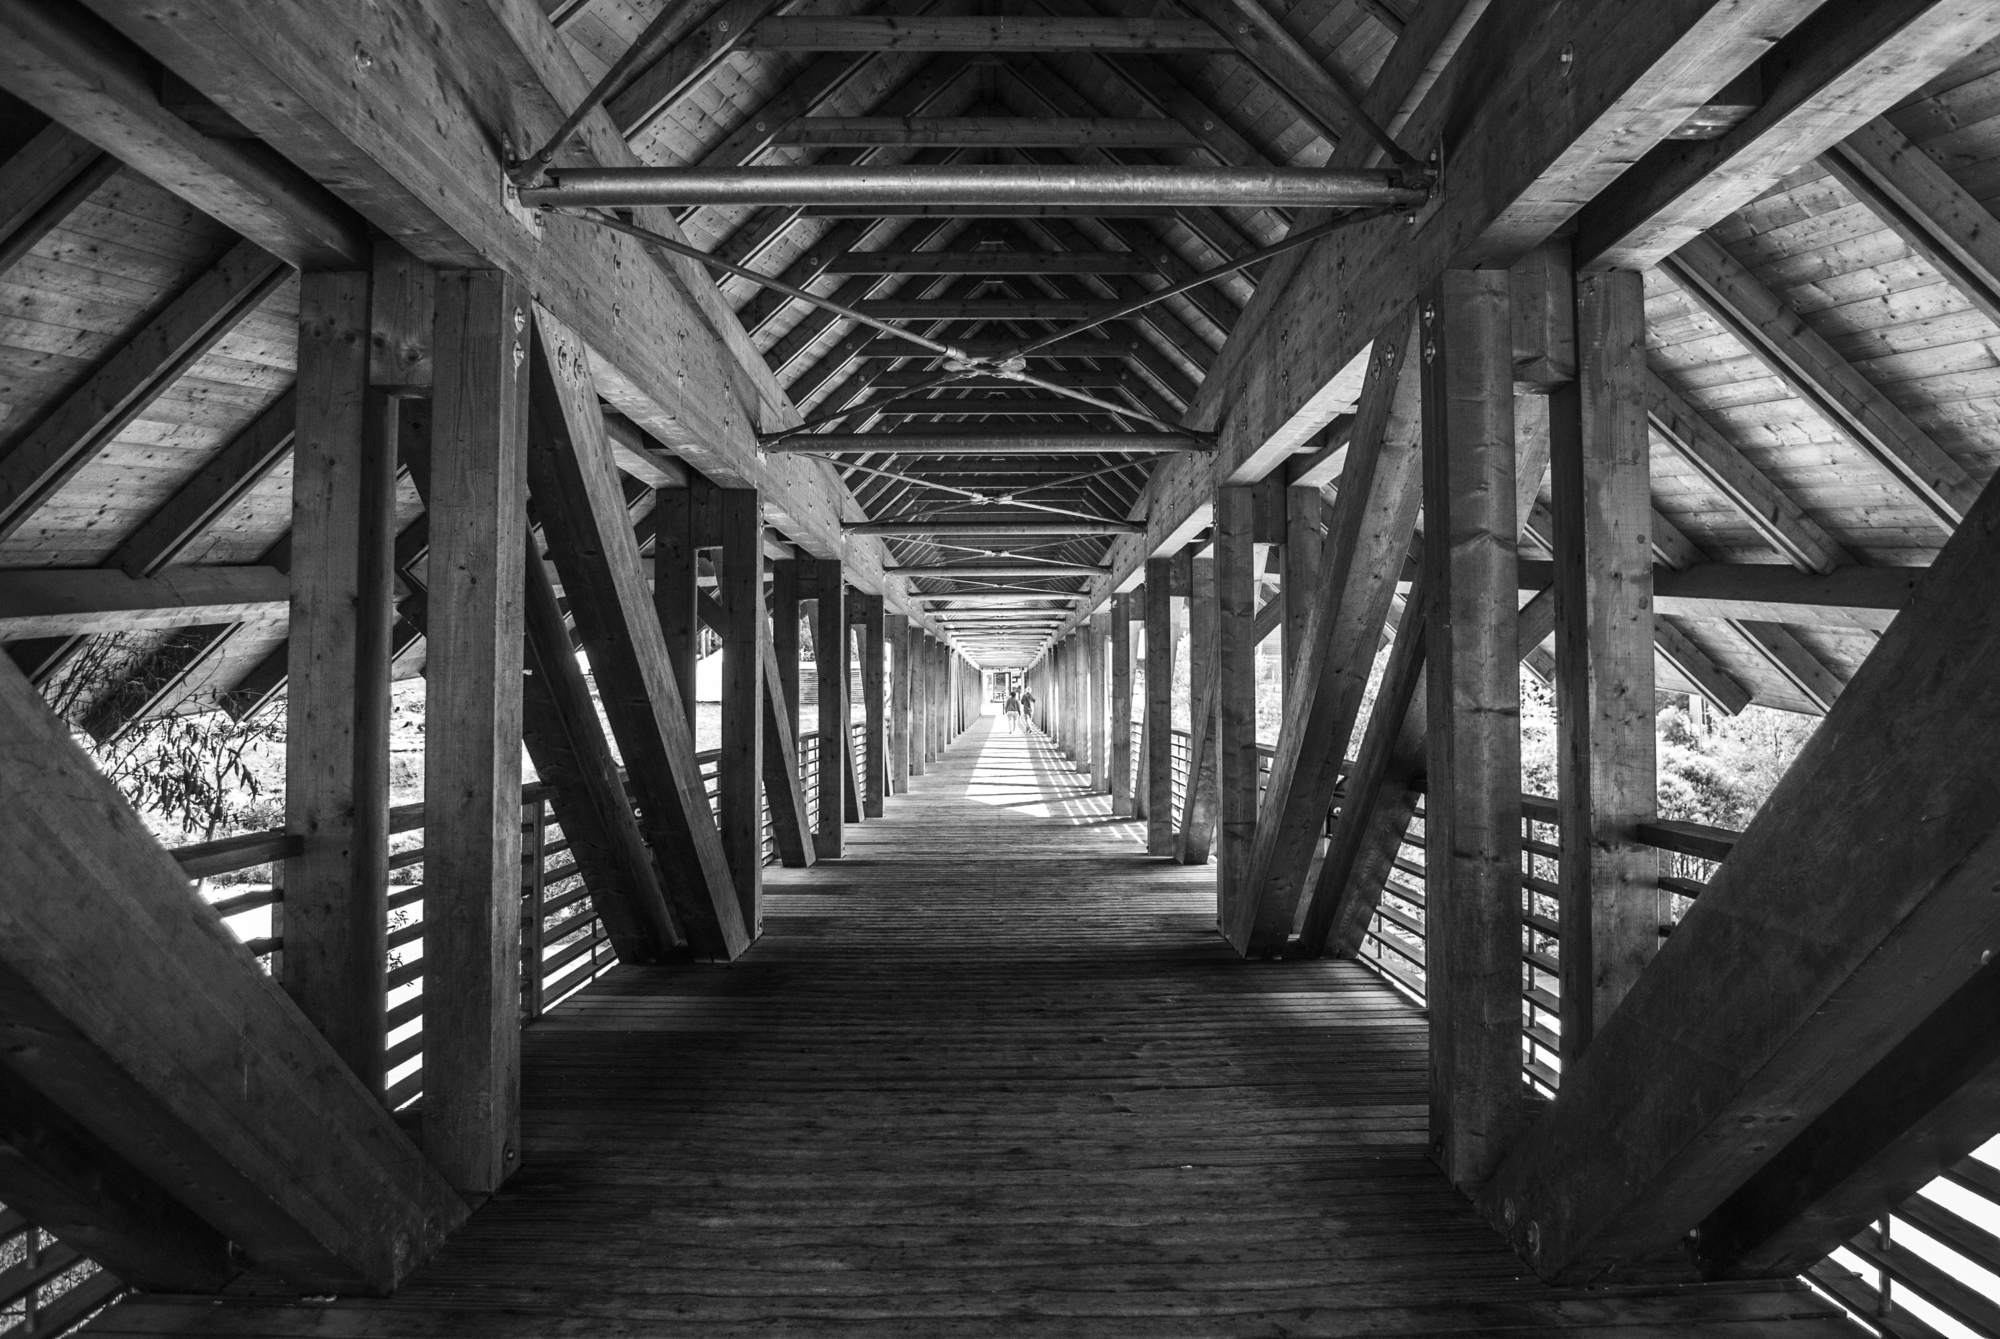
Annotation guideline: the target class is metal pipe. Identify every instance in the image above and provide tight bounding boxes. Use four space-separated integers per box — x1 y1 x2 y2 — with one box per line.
848 519 1140 536
523 165 1429 210
778 432 1210 454
887 564 1107 577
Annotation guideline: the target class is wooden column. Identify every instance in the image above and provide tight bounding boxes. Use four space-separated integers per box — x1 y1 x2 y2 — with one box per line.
887 612 910 795
284 265 393 1093
1420 269 1522 1191
1214 484 1260 921
862 593 886 816
1282 483 1325 688
842 593 863 824
652 481 699 727
812 559 846 858
1143 560 1175 854
1110 594 1134 815
425 269 529 1195
1553 267 1658 1065
1090 612 1111 791
1177 553 1218 865
771 557 802 738
718 488 763 936
911 633 929 776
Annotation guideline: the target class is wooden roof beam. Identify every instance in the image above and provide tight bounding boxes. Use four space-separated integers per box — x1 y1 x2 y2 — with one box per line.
601 0 795 139
0 238 288 546
0 124 119 280
0 0 365 268
751 211 960 350
1821 115 2000 330
0 566 287 640
782 117 1200 149
1513 559 1911 632
1052 0 1877 645
741 16 1233 51
1642 368 1853 575
1571 0 2000 270
828 249 1157 275
1477 473 2000 1282
1661 234 1980 532
773 432 1209 454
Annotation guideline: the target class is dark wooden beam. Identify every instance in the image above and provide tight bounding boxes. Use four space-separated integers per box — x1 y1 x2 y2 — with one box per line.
0 237 289 545
1572 0 2000 270
652 482 702 728
1419 268 1522 1189
1170 0 1381 151
1109 591 1134 815
861 591 887 817
1512 560 1917 631
783 118 1199 149
0 656 465 1291
1214 486 1258 911
1232 313 1420 956
1478 468 2000 1283
1551 268 1658 1063
528 305 750 962
887 611 910 795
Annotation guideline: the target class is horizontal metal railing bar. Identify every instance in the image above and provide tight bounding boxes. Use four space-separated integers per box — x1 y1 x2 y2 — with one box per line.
1847 1231 2000 1337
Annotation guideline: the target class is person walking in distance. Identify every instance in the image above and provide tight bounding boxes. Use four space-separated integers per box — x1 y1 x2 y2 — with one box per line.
1019 687 1036 730
1003 685 1021 733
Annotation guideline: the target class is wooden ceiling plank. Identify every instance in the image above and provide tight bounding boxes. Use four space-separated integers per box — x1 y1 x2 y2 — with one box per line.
106 386 298 578
0 236 289 546
782 117 1200 148
1662 234 1979 532
746 211 949 345
0 134 119 282
773 431 1207 453
1573 0 2000 271
1642 367 1853 575
603 0 795 139
1653 613 1752 715
1173 0 1384 154
743 16 1232 51
1821 115 2000 330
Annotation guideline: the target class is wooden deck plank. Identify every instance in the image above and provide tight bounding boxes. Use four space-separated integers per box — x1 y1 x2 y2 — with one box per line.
89 718 1856 1338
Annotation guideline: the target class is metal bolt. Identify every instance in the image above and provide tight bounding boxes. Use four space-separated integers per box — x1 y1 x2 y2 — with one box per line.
353 43 373 69
718 18 730 31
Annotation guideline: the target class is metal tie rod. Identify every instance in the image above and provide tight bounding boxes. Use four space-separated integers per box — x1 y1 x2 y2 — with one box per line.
776 432 1210 454
520 165 1430 210
848 519 1140 536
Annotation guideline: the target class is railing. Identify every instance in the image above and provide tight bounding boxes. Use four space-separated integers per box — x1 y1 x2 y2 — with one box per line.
0 1210 123 1339
1346 795 2000 1339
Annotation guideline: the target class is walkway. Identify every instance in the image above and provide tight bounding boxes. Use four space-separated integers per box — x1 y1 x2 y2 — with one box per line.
94 718 1854 1337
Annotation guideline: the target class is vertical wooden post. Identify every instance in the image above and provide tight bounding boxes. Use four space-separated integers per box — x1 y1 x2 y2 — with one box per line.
813 559 846 858
1420 269 1522 1190
1143 561 1175 854
1554 267 1658 1066
523 799 547 1019
862 594 886 816
1282 483 1325 691
910 633 929 776
284 266 392 1093
425 270 529 1195
1177 552 1219 865
718 488 763 936
1090 613 1110 791
1214 485 1260 921
887 612 910 795
653 484 699 728
1110 595 1134 815
771 558 802 737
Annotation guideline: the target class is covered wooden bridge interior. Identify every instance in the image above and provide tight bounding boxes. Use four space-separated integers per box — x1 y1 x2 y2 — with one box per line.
1 0 1999 1332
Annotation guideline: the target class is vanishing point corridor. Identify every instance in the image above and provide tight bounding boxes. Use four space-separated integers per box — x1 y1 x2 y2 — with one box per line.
93 720 1850 1337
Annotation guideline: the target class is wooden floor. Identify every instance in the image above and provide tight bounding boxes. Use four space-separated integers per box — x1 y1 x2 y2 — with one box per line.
94 718 1856 1337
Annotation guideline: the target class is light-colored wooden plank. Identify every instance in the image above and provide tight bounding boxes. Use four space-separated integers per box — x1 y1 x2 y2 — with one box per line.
1419 268 1522 1189
1551 268 1659 1063
1214 487 1259 918
1143 560 1175 855
813 558 847 858
1110 594 1134 816
862 592 887 818
283 267 391 1094
425 270 531 1193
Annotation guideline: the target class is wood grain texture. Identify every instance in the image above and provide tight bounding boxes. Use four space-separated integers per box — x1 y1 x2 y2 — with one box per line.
1419 269 1522 1190
86 719 1851 1336
426 270 532 1195
1143 561 1175 855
